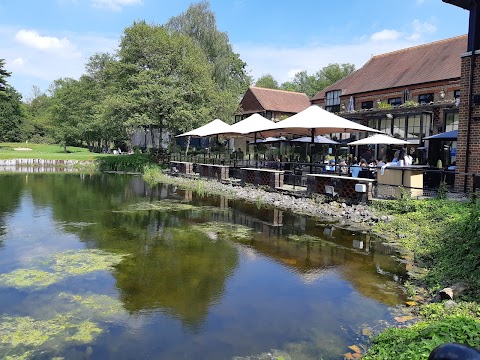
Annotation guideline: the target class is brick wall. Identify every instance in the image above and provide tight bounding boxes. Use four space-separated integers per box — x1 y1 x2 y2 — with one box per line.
312 80 460 111
455 52 480 192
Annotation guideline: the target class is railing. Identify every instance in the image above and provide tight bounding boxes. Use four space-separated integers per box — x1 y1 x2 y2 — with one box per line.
166 155 480 197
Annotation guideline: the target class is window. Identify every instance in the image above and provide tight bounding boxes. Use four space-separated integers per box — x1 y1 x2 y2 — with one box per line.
367 118 378 129
388 97 402 106
454 90 460 99
361 101 373 109
418 93 434 104
445 111 459 132
393 116 406 138
407 115 422 138
380 118 392 135
325 90 341 112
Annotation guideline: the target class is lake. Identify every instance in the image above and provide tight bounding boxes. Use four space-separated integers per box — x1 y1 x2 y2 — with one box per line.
0 173 407 359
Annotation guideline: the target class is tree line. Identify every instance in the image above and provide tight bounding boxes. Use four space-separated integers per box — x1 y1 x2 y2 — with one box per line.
254 63 355 98
0 1 354 152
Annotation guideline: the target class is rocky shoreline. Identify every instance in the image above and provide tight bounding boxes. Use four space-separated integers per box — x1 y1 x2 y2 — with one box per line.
154 172 392 229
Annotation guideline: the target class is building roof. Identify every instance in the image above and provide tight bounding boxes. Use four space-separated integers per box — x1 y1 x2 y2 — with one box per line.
311 35 467 101
240 86 311 114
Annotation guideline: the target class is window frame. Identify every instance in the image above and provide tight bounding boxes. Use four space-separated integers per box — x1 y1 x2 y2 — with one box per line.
388 97 402 106
418 93 434 104
361 101 374 110
325 90 341 113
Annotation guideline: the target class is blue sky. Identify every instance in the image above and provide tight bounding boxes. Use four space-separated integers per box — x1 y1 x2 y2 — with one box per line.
0 0 470 99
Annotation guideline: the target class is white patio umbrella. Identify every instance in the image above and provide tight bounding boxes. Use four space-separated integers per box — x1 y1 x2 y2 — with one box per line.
175 118 233 137
252 105 383 138
245 105 382 169
347 134 411 146
216 113 275 137
290 135 339 145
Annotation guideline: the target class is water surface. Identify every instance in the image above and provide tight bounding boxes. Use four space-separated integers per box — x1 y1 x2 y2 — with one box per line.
0 173 406 359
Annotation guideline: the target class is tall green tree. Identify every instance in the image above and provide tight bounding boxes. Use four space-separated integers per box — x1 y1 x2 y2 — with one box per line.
280 63 356 97
255 74 279 89
49 78 87 152
0 86 24 142
166 1 251 121
315 63 355 90
111 21 220 146
22 86 54 143
0 59 11 95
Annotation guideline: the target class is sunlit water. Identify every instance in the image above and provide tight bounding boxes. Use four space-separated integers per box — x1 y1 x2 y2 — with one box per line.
0 173 407 359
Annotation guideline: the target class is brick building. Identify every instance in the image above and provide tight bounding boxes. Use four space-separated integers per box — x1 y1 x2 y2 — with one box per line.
311 35 466 166
236 86 311 122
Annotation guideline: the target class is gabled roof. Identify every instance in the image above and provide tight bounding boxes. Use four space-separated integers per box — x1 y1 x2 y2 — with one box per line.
311 35 467 101
240 86 311 114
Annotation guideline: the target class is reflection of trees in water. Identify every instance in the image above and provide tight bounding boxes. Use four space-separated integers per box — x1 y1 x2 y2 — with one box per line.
113 224 238 329
17 174 239 329
0 175 25 248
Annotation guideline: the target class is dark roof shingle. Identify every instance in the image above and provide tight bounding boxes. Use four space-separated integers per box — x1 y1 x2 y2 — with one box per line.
311 35 467 101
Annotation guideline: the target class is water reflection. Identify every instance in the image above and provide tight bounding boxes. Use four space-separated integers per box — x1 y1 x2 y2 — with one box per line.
0 174 408 360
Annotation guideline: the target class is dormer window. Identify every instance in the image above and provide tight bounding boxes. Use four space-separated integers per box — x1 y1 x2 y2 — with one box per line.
418 93 434 104
325 90 341 112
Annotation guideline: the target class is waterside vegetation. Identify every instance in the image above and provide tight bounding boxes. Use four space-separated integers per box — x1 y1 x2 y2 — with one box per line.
365 197 480 359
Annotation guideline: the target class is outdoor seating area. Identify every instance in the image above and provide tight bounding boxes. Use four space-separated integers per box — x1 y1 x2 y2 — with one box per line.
170 105 469 201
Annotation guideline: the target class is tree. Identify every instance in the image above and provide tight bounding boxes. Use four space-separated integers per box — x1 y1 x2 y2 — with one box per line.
315 63 355 90
0 86 24 142
49 78 86 152
113 21 220 146
22 86 54 143
280 63 355 97
255 74 279 89
166 1 251 121
0 59 11 95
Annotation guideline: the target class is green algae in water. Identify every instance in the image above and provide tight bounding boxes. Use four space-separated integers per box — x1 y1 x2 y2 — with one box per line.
58 292 126 320
115 200 196 213
0 314 102 349
0 249 127 289
0 292 126 358
288 234 321 243
0 269 61 288
191 222 254 241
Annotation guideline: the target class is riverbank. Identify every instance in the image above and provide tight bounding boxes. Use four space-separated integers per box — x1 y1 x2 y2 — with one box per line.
143 167 390 229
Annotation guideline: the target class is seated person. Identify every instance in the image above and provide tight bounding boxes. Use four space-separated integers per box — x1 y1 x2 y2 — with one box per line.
325 159 336 172
338 159 349 175
350 162 361 178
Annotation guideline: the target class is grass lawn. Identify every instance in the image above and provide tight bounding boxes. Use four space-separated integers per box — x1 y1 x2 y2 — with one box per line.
0 143 112 160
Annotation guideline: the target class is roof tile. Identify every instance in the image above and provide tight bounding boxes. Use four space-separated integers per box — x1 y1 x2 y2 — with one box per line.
311 35 467 100
243 87 311 113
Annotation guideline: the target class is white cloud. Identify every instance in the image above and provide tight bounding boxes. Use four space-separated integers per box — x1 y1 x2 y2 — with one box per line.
287 68 302 78
416 0 425 4
0 25 119 96
91 0 143 11
370 29 403 41
407 19 437 40
15 29 73 50
235 37 422 84
11 58 25 67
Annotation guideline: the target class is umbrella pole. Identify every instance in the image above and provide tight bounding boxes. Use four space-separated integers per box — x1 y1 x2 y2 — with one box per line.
255 133 258 168
310 129 314 173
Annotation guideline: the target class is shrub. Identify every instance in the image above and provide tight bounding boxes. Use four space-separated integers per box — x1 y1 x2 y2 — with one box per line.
97 154 155 172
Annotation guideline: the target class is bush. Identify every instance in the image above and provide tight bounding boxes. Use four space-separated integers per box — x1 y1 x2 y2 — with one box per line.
97 154 155 172
364 316 480 360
